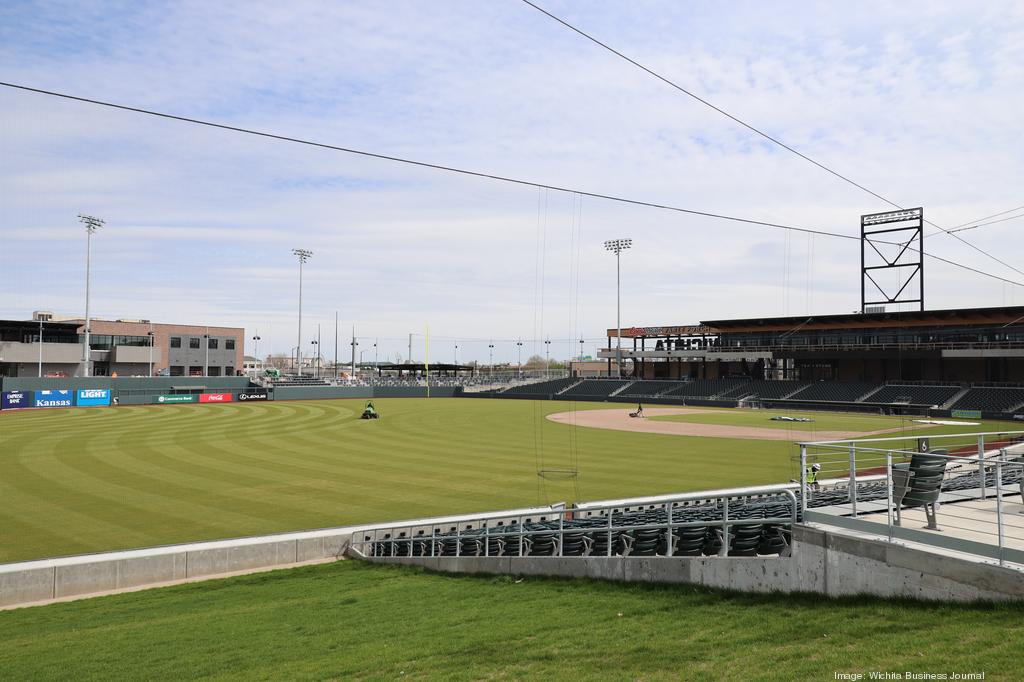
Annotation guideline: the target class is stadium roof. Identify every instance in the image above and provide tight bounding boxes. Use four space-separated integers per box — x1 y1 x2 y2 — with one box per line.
609 305 1024 337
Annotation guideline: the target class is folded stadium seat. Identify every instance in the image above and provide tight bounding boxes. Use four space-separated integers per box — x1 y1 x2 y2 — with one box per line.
622 527 664 556
485 535 506 557
525 531 558 556
672 525 707 556
702 528 723 556
893 449 948 530
757 525 791 556
727 523 763 557
560 531 593 556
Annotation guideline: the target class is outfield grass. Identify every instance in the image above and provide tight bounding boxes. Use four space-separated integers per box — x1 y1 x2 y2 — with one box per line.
0 398 1011 562
1 560 1021 681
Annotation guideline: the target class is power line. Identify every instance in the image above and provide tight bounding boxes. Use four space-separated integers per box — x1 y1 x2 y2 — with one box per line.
925 204 1024 236
518 0 1024 278
948 212 1024 234
0 81 843 240
1 80 1022 289
949 203 1024 230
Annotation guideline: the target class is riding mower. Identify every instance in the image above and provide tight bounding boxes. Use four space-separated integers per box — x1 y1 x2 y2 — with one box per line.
360 401 379 420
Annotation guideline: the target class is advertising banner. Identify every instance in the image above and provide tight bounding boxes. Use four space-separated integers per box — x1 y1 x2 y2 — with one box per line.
153 394 198 404
1 390 34 410
237 389 269 402
199 393 233 403
76 388 111 407
34 389 73 408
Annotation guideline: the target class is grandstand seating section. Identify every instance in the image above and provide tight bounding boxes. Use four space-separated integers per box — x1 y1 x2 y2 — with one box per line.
487 377 1024 415
950 387 1024 414
499 378 578 396
720 380 806 400
559 379 633 398
786 382 880 403
660 378 748 398
862 384 962 406
619 380 686 397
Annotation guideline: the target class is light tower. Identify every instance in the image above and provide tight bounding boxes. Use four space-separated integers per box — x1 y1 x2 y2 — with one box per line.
292 249 313 376
78 214 104 377
604 238 632 378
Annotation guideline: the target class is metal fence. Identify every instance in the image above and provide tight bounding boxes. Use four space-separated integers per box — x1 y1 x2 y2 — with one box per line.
350 484 799 560
798 430 1024 568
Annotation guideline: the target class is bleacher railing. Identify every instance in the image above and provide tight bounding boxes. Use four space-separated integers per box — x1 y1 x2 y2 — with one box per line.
349 484 799 560
798 431 1024 568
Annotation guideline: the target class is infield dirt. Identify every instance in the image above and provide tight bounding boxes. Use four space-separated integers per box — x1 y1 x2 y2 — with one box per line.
546 407 930 441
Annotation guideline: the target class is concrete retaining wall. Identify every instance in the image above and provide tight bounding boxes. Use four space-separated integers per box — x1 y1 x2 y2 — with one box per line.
0 503 557 608
361 524 1024 602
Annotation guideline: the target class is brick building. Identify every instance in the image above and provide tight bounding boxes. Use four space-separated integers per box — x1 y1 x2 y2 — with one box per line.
0 312 244 378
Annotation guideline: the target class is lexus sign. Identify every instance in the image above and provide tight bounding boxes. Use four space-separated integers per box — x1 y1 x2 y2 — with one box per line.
238 390 269 402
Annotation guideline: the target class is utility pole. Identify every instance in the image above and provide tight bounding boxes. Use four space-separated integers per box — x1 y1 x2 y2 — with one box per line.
604 238 632 379
516 339 523 377
78 214 103 377
544 338 551 373
292 249 312 376
204 326 209 377
351 326 356 377
407 333 412 365
488 342 494 376
334 311 339 380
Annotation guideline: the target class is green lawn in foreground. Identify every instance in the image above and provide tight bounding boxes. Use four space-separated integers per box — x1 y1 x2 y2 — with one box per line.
1 561 1021 681
0 398 1010 562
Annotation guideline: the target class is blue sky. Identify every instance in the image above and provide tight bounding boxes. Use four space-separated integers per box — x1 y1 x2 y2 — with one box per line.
2 1 1022 363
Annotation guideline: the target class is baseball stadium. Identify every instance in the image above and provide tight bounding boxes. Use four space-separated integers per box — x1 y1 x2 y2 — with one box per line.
4 3 1024 680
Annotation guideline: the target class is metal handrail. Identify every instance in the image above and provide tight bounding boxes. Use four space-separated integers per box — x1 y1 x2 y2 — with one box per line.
800 432 1024 568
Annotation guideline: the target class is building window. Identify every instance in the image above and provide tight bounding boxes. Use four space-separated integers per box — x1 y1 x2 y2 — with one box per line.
169 365 185 376
208 338 218 350
225 339 235 350
170 337 181 348
225 366 235 376
208 366 222 377
189 338 200 349
189 366 203 376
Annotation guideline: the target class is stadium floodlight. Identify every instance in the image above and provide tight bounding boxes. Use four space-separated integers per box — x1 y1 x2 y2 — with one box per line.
488 342 494 375
78 214 104 377
148 325 155 377
516 339 523 377
604 238 632 378
292 249 313 376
